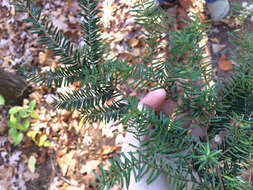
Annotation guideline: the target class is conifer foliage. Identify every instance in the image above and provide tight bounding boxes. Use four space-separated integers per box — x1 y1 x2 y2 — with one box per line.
13 0 253 189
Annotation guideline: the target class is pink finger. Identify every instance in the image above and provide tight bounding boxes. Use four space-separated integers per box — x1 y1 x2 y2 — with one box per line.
138 89 167 110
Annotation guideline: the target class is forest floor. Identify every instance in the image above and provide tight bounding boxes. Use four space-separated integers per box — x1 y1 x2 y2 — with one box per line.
0 0 252 190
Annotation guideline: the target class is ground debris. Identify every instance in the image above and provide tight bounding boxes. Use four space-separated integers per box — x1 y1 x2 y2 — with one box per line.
0 0 252 189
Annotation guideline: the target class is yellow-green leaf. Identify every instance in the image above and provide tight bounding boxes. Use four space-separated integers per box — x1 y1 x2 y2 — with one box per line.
0 94 5 105
12 132 24 146
39 134 48 147
9 106 22 115
30 111 39 119
27 131 37 142
43 141 51 147
29 100 36 110
9 115 18 128
21 119 30 131
28 155 36 173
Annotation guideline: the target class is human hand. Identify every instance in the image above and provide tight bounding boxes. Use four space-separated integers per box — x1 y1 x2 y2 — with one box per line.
122 89 171 190
138 89 207 140
122 89 206 190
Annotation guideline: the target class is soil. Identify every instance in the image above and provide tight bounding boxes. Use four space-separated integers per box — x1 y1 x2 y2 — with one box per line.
208 0 253 83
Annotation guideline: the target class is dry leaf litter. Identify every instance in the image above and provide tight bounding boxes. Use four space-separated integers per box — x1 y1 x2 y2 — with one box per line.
0 0 252 189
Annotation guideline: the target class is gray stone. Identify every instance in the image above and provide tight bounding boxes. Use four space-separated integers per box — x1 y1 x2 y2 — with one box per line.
212 43 226 54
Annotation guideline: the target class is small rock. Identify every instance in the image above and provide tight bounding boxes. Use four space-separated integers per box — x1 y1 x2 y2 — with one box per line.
212 43 226 54
214 134 221 144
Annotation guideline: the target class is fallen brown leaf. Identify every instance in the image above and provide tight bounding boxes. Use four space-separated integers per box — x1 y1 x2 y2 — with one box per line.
128 38 139 48
218 54 233 71
38 50 53 65
0 115 8 135
97 145 117 156
0 166 13 188
57 150 75 176
176 7 189 29
29 91 43 103
58 184 82 190
23 170 39 181
52 15 68 32
80 160 100 174
179 0 194 10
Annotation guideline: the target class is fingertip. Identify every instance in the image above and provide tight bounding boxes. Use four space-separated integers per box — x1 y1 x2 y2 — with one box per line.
139 89 167 110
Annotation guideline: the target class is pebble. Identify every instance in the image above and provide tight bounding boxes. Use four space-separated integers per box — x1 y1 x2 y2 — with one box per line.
212 43 226 54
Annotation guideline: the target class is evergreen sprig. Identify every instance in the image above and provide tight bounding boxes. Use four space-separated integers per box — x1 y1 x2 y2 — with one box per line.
13 0 253 189
14 0 81 66
80 0 104 66
14 0 129 123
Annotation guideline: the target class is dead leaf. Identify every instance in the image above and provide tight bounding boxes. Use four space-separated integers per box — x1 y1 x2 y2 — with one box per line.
9 151 22 165
115 134 124 145
52 15 68 32
0 166 13 188
82 174 97 189
97 145 116 155
0 137 7 147
80 160 100 174
82 131 92 145
179 0 194 10
64 185 81 190
57 147 68 157
29 91 43 103
102 159 112 171
57 150 75 176
38 148 47 163
218 54 233 71
38 50 53 65
128 38 139 48
23 170 39 181
176 7 189 29
58 184 82 190
0 115 8 135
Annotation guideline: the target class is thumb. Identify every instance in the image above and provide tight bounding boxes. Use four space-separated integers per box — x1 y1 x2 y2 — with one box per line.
138 89 167 111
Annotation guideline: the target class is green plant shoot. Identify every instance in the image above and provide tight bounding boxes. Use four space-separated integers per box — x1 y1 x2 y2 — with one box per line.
8 99 38 145
0 94 5 105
